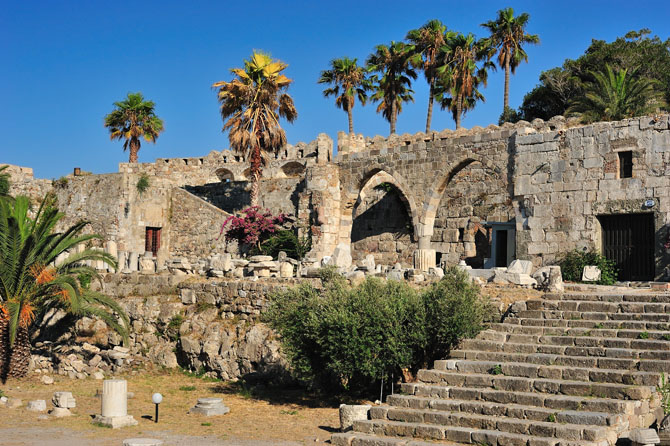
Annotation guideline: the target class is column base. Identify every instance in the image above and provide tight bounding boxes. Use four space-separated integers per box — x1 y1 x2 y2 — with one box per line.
414 249 436 272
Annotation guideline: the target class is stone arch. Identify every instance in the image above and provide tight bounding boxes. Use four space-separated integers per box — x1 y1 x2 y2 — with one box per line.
215 168 235 182
339 168 419 266
280 161 306 178
240 168 251 181
421 156 505 234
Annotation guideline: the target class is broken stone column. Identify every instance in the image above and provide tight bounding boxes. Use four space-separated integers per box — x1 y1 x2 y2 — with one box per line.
629 428 660 446
188 398 230 416
93 379 138 428
50 391 75 417
117 251 128 271
128 253 139 272
413 249 436 272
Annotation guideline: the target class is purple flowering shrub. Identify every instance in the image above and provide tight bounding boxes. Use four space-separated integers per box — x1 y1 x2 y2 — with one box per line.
219 206 287 250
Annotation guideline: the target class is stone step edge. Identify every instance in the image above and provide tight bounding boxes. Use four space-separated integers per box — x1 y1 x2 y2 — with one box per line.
458 339 670 357
503 318 670 328
369 405 621 439
385 394 620 426
491 323 670 335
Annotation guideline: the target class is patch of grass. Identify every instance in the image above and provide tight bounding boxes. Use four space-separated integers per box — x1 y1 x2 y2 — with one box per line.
179 385 197 392
594 323 604 329
639 331 650 340
0 390 5 398
136 174 150 195
201 422 212 426
180 367 220 383
489 364 503 375
662 334 670 341
547 413 557 422
280 409 298 415
92 422 112 429
196 302 216 313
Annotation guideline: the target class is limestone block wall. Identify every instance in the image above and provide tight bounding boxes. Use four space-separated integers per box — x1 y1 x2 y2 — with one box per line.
514 115 670 278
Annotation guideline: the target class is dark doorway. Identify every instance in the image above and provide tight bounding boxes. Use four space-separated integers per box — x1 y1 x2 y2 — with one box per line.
599 213 654 281
495 230 508 267
145 227 161 257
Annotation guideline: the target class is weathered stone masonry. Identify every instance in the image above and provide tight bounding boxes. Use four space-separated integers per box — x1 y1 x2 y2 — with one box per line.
6 114 670 280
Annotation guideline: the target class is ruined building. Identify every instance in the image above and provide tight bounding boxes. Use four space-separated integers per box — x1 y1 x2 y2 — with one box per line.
6 114 670 281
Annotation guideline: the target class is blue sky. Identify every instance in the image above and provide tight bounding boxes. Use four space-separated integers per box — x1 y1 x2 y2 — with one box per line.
2 0 669 179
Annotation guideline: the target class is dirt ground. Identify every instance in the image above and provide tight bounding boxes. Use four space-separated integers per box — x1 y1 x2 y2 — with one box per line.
0 371 341 445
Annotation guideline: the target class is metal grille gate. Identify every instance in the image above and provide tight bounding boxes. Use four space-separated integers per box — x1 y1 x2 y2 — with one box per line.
599 213 654 281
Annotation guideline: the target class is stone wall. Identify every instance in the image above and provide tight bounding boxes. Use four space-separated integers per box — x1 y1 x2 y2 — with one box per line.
185 177 305 216
514 115 670 279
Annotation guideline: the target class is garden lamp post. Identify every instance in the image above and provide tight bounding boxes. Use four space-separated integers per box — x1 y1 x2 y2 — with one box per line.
152 393 163 423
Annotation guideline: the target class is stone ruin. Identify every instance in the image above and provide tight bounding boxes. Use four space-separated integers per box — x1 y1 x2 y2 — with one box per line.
6 113 670 283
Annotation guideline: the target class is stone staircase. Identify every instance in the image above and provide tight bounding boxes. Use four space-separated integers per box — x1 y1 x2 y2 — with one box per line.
332 292 666 446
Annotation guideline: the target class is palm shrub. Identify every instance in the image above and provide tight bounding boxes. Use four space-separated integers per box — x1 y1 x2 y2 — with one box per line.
559 249 618 285
0 194 129 381
0 165 9 196
259 229 311 261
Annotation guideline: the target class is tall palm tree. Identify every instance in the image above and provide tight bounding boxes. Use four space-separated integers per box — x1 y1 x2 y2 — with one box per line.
318 57 370 135
0 194 129 381
567 64 667 122
436 33 493 129
104 92 164 163
481 7 539 113
367 41 418 135
213 51 298 207
406 19 455 133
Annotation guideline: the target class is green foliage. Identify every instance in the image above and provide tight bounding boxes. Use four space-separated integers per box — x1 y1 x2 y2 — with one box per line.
52 176 69 189
0 166 10 196
489 364 503 375
520 30 670 121
659 373 670 415
265 267 492 396
136 174 150 195
179 385 196 391
166 314 184 341
559 249 618 285
498 106 522 125
201 422 212 426
318 57 370 134
77 271 93 290
421 267 493 364
639 331 650 340
547 413 557 423
259 229 311 261
373 182 395 193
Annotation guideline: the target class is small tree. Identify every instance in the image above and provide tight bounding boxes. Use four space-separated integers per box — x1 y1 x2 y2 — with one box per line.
219 206 286 253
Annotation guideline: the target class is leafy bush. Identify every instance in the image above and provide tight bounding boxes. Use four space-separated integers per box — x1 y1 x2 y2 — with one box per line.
559 249 618 285
219 206 286 251
260 229 311 260
421 267 493 365
498 106 521 125
660 373 670 415
265 267 492 396
136 174 150 195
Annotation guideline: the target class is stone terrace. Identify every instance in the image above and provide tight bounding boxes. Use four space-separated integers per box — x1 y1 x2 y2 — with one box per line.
332 291 666 446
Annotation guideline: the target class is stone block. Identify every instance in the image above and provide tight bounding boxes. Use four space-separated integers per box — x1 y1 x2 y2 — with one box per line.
339 404 371 431
49 407 72 418
188 398 230 416
582 266 601 282
507 259 533 275
329 243 352 269
27 400 47 412
52 391 76 409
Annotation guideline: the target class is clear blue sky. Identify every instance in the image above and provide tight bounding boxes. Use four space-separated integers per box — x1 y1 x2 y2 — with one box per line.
2 0 669 179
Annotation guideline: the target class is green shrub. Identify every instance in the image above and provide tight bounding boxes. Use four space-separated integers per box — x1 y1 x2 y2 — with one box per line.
559 249 618 285
136 174 150 195
265 266 492 396
421 267 493 365
259 229 311 260
265 276 425 395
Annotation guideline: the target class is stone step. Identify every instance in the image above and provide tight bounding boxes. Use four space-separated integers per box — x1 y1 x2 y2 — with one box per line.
460 339 670 360
414 369 654 400
510 318 670 331
400 383 635 414
385 395 620 427
543 294 670 303
452 347 670 371
352 419 614 446
368 406 615 442
524 300 670 313
515 310 670 322
431 359 660 386
331 431 452 446
487 324 670 343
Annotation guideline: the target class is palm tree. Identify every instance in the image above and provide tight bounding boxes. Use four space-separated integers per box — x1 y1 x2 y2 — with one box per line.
481 8 539 113
213 51 298 207
104 92 164 163
367 41 418 135
318 57 370 135
0 194 129 381
436 33 493 129
0 166 9 196
567 64 667 122
406 19 454 132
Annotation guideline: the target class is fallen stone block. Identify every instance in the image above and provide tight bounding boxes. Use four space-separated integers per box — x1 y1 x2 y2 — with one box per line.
582 265 601 282
27 400 47 412
188 397 230 416
339 404 371 432
508 259 533 275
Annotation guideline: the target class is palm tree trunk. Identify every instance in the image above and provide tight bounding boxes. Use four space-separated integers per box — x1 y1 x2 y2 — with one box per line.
426 79 435 133
456 96 463 129
129 138 140 163
0 315 8 382
504 53 511 111
348 103 354 135
390 100 397 135
249 145 262 207
6 325 31 380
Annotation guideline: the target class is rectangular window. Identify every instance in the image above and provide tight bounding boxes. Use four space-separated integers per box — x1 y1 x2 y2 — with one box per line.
145 227 161 256
618 151 633 178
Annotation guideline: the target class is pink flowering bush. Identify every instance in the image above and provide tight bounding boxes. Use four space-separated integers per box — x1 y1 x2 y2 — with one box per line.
219 206 287 250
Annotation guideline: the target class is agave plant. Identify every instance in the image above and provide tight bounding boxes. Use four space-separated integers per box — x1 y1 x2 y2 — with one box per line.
0 194 129 381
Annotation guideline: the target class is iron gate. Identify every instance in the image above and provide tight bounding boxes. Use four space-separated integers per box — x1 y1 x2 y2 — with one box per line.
599 213 655 281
